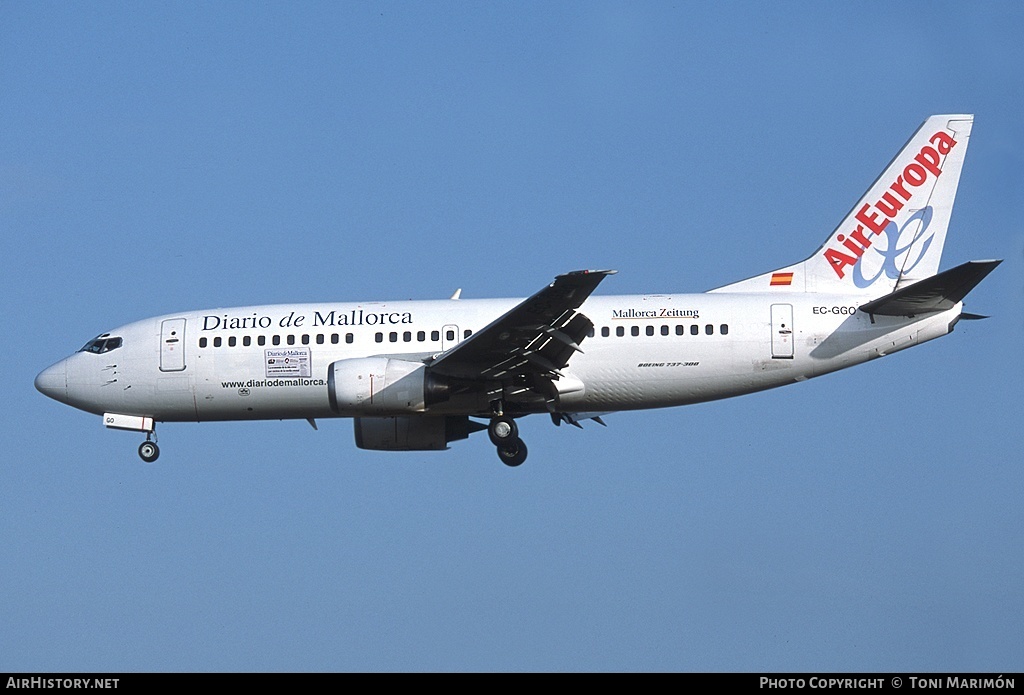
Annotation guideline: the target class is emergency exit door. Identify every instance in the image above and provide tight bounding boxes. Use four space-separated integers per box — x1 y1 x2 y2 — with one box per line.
770 304 794 359
160 318 187 372
442 324 460 352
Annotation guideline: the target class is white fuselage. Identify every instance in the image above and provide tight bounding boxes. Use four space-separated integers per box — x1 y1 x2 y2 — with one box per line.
37 292 961 423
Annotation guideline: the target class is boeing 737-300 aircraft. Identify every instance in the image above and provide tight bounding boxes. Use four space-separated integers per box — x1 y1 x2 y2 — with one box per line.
36 115 1000 466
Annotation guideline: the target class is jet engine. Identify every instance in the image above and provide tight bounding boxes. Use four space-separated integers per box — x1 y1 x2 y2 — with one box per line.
354 415 483 451
327 357 449 415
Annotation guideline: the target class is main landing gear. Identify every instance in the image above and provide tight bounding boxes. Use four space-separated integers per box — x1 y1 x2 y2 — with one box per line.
488 415 527 467
138 432 159 463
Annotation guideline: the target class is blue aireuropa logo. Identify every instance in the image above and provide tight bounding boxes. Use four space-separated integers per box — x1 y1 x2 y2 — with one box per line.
852 206 935 288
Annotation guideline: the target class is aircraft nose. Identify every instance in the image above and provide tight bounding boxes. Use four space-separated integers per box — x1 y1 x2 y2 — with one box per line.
35 361 68 403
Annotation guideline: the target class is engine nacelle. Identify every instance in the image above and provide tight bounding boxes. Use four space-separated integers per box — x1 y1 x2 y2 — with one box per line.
327 357 449 415
354 416 481 451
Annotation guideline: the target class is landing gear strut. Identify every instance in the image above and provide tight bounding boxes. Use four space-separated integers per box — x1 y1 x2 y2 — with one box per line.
489 415 527 466
138 432 159 463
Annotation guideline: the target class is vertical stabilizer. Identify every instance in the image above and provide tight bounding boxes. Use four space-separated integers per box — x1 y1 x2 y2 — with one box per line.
712 115 973 295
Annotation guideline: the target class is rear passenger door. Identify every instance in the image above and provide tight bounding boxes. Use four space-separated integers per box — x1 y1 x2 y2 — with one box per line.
770 304 794 359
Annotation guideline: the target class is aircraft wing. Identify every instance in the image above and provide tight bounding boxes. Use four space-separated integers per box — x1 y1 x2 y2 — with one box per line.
429 270 615 382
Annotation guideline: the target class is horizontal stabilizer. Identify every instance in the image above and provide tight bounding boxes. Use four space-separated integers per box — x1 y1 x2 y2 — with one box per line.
859 260 1001 317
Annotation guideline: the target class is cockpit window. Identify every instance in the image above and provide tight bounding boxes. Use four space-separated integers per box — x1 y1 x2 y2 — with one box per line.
78 334 123 354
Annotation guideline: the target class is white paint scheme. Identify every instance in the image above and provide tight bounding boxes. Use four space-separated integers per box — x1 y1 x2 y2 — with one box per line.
34 115 998 465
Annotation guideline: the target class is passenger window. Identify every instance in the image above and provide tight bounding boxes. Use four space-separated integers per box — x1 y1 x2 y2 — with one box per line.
243 336 251 347
404 331 412 342
631 326 639 337
287 335 295 345
588 328 595 338
616 326 624 337
330 333 338 344
273 335 281 345
676 325 684 336
389 332 398 342
705 324 714 335
646 325 654 337
199 337 208 348
375 332 383 343
661 325 669 336
214 337 222 348
316 334 324 345
346 333 354 344
721 324 729 335
301 334 310 345
446 329 455 341
690 325 699 336
258 335 266 346
417 331 426 342
431 330 440 341
601 327 610 337
464 329 472 339
228 336 237 347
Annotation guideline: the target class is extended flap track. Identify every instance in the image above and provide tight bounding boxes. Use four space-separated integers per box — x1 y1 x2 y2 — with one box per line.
483 310 593 381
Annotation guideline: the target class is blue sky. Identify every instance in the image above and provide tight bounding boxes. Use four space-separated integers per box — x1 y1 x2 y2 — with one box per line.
3 1 1022 672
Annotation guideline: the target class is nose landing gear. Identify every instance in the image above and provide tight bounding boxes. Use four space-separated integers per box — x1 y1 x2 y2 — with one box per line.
138 433 159 463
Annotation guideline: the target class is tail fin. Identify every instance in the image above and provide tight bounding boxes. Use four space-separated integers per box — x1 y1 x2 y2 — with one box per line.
712 114 974 295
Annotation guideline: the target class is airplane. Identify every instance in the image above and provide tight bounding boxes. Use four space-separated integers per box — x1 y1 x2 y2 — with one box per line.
35 114 1000 466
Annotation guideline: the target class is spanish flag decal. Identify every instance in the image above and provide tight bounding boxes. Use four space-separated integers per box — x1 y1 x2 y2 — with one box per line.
770 272 794 286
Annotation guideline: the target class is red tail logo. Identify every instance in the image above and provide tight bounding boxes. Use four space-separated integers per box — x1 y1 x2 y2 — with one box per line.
822 131 957 280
